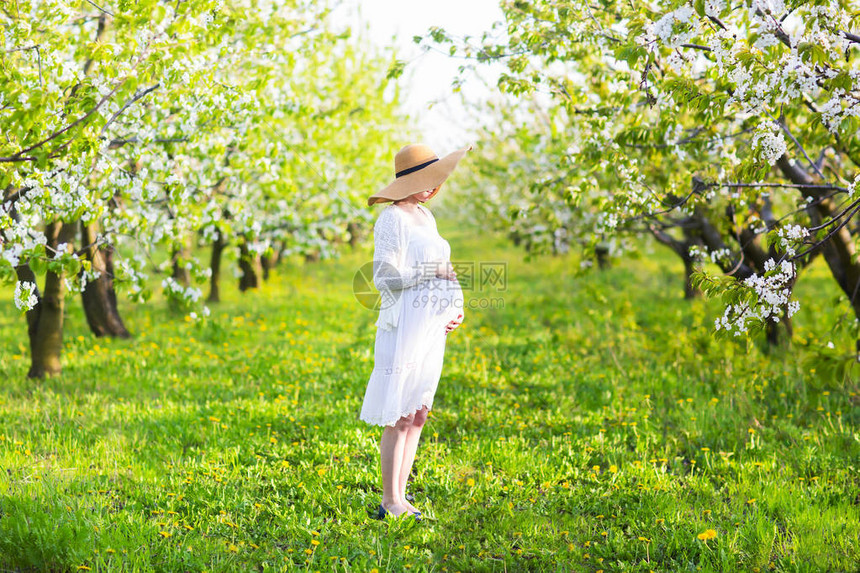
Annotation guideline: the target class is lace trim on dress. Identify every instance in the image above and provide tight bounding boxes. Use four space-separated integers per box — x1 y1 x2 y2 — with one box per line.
359 389 436 427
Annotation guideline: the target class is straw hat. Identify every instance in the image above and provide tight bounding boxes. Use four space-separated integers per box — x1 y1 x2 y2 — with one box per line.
367 143 471 206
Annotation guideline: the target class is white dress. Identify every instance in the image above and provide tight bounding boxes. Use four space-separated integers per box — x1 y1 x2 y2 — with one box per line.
360 204 464 427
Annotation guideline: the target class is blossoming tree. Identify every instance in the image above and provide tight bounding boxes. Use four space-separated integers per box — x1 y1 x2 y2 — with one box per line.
430 0 859 360
1 0 406 377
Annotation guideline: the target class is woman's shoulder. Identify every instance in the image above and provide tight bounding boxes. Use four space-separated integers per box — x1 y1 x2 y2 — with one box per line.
374 204 402 232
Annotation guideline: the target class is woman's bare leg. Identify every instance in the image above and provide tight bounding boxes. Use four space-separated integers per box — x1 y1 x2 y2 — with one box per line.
398 406 428 513
380 415 413 516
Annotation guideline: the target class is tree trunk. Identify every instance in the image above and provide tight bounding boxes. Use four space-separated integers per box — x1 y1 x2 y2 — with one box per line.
595 242 611 270
509 230 522 247
208 230 225 303
274 241 285 267
15 265 42 370
17 221 78 378
348 221 362 250
765 315 793 348
238 238 260 292
170 238 191 311
777 155 860 352
80 221 131 338
260 252 273 281
687 211 755 280
682 257 700 300
648 224 700 299
171 240 191 287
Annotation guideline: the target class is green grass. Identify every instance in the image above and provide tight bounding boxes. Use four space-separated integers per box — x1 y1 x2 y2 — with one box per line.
0 221 858 572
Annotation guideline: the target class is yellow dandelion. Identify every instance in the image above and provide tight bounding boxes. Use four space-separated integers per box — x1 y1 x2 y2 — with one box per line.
609 465 618 473
697 529 717 540
311 540 320 546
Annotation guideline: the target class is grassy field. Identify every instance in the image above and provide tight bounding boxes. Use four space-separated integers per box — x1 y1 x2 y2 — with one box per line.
0 219 858 572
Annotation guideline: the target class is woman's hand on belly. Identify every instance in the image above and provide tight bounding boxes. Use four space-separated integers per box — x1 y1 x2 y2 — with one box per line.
434 261 457 281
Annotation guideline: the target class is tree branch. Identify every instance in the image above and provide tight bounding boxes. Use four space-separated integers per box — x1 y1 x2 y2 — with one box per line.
0 81 124 163
790 201 860 262
806 197 860 233
714 182 849 193
707 15 728 31
84 0 114 16
775 114 827 181
681 43 711 51
841 30 860 45
99 83 161 138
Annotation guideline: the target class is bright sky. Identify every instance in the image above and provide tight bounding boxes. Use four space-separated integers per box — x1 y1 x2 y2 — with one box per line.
331 0 506 153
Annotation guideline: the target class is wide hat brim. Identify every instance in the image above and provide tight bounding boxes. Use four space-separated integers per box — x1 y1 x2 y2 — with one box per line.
368 145 471 206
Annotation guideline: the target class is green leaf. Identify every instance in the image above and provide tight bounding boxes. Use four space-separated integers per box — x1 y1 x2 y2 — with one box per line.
29 257 47 275
385 59 406 81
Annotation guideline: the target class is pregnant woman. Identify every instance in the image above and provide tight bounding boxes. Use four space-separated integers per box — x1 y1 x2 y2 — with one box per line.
360 143 470 519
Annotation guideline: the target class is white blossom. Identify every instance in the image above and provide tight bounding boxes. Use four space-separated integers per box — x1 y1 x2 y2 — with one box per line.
715 260 798 334
750 121 787 166
651 5 697 49
847 173 860 197
14 281 38 311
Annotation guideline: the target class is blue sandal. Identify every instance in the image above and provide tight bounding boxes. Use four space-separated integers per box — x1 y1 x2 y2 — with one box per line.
405 494 422 520
373 504 421 522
